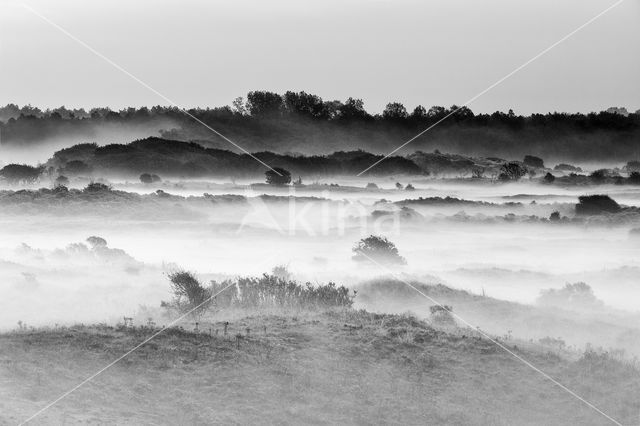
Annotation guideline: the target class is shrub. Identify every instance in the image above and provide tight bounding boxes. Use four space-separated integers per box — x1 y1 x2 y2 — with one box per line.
265 167 291 185
86 236 107 248
429 305 455 326
523 155 544 168
498 162 527 181
352 235 406 265
549 211 561 221
405 183 415 191
140 173 161 184
543 172 555 183
590 169 621 182
162 272 354 314
0 164 43 184
365 182 379 189
162 271 213 319
575 195 621 215
554 163 582 172
537 282 604 311
209 275 353 311
84 182 111 192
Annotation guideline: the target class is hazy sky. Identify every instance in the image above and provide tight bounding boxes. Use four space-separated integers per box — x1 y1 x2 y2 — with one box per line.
1 0 638 114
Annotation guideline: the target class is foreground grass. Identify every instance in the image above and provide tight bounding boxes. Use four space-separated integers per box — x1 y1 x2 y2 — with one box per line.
1 310 639 425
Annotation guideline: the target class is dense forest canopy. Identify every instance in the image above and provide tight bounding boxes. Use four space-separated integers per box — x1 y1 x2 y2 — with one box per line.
1 91 639 162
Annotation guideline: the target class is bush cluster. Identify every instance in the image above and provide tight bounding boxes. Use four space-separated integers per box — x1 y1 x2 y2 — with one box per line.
163 272 355 316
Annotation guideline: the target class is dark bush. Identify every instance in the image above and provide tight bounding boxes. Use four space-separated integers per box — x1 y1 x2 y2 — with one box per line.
84 182 111 192
498 162 527 181
549 211 561 221
140 173 153 184
86 236 107 248
352 235 406 265
589 169 606 182
554 163 582 172
139 173 161 184
523 155 544 168
163 271 213 319
543 172 555 183
0 164 43 184
265 167 291 185
575 195 621 215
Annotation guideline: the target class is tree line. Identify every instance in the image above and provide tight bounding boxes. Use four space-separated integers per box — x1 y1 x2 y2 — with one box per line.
1 91 639 161
2 92 638 129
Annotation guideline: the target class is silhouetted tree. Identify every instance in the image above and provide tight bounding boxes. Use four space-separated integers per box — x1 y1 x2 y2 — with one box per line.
352 235 406 265
163 271 213 319
382 102 408 121
339 97 369 121
283 91 325 118
246 91 283 117
410 105 427 121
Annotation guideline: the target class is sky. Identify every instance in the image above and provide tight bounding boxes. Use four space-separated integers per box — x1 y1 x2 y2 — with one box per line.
0 0 638 115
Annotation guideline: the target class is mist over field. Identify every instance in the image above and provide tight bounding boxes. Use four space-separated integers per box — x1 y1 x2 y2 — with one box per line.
2 174 640 347
3 0 640 421
3 126 640 423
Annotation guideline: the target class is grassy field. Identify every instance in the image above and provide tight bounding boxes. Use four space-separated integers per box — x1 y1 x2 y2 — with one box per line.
2 309 639 425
